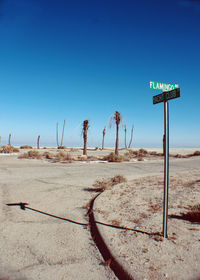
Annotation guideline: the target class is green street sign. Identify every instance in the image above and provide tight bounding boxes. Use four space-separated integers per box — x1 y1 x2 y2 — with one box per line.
150 81 179 91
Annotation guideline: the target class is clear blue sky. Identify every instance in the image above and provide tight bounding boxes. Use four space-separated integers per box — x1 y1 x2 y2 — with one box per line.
0 0 199 148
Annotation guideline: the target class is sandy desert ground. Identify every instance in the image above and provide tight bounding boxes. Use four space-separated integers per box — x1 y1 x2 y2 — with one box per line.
0 147 199 280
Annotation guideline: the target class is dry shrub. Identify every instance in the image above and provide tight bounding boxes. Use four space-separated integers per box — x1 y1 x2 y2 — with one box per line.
76 155 87 161
148 151 163 156
149 203 161 213
183 179 200 188
132 218 142 225
103 152 129 162
127 150 138 157
20 145 33 149
193 150 200 156
138 148 148 156
18 150 42 159
43 151 53 159
137 156 144 161
173 154 187 158
55 151 72 162
57 146 67 149
111 219 121 226
0 145 20 153
127 149 148 159
189 204 200 211
111 174 127 185
70 148 79 152
93 175 127 191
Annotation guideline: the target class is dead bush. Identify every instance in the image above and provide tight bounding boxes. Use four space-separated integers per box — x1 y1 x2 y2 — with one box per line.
18 150 42 159
93 175 127 191
103 152 129 162
189 204 200 211
0 145 20 153
20 145 33 149
57 146 67 149
43 151 53 159
137 156 144 161
55 151 72 162
138 148 148 156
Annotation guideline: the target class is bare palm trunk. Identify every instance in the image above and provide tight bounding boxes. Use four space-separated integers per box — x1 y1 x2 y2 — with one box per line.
8 134 11 146
56 122 59 148
83 120 89 156
128 125 134 148
124 125 127 149
102 127 106 150
37 135 40 149
60 120 66 147
115 122 119 155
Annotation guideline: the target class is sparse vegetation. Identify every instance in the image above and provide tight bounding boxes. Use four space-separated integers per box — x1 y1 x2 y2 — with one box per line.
103 152 130 162
189 203 200 211
0 145 20 153
55 151 72 162
20 145 33 149
18 150 42 159
93 175 127 191
57 146 67 149
43 151 53 159
137 156 144 161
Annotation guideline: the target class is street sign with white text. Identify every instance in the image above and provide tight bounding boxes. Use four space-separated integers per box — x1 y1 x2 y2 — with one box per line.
153 88 180 105
150 81 179 91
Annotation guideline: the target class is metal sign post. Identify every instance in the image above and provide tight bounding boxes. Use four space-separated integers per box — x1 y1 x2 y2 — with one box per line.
163 100 169 238
152 87 180 238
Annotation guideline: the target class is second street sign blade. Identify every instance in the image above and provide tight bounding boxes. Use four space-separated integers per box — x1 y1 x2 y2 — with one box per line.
153 92 164 104
153 88 180 105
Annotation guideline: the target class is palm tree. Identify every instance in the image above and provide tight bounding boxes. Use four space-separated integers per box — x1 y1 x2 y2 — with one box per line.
128 124 134 148
56 122 59 148
124 125 127 149
37 135 40 149
83 119 89 156
8 133 11 146
110 111 122 156
102 127 106 150
60 120 66 147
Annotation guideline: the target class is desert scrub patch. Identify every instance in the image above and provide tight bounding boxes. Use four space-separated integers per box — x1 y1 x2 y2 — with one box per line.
137 156 144 161
111 219 121 226
55 151 72 162
57 146 67 149
43 151 54 159
183 179 200 188
0 145 20 153
103 152 130 162
93 175 127 191
189 203 200 211
20 145 33 149
18 150 42 159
